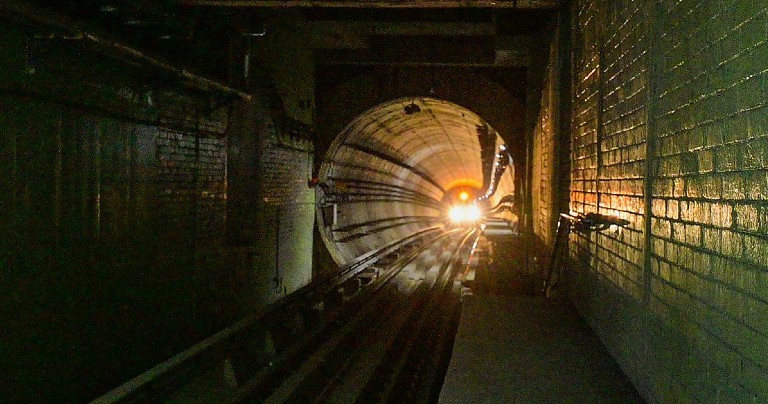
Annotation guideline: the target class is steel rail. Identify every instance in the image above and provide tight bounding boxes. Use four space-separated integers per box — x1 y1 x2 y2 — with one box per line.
235 228 467 401
260 229 476 404
89 227 445 403
362 229 477 403
334 219 442 243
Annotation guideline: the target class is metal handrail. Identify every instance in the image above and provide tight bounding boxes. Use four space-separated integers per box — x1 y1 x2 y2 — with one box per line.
478 144 514 202
542 212 630 297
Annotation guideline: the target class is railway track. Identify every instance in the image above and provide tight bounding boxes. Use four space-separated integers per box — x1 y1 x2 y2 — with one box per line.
93 227 479 404
249 229 476 404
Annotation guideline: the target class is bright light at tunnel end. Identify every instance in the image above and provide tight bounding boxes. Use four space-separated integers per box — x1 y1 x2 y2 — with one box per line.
448 204 483 225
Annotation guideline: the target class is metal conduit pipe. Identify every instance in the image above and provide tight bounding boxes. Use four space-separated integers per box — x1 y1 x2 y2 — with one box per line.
478 144 515 203
322 183 442 206
0 1 252 101
335 219 443 243
487 194 515 214
321 195 442 209
333 215 441 233
326 177 443 204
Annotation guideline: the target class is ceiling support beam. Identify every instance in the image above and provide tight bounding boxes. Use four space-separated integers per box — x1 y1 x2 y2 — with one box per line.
0 1 252 101
183 0 560 9
314 35 531 67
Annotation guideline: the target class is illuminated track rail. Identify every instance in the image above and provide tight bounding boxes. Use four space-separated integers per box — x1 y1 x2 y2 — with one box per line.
247 228 477 403
91 227 476 403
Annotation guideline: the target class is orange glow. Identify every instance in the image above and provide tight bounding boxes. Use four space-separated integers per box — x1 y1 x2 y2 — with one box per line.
445 179 483 191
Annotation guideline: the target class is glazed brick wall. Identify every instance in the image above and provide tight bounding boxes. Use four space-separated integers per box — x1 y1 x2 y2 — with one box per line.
569 0 600 220
593 0 648 303
566 0 655 398
546 0 768 401
568 0 601 283
648 1 768 400
531 32 558 247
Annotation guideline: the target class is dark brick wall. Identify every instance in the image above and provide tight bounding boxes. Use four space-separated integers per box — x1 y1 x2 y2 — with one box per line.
261 135 314 206
0 22 304 401
0 10 319 400
0 95 314 402
647 1 768 400
157 129 227 246
256 131 315 304
315 66 527 169
533 0 768 401
0 99 231 401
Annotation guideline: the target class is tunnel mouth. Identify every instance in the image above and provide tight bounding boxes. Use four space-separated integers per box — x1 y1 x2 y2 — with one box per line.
317 97 516 267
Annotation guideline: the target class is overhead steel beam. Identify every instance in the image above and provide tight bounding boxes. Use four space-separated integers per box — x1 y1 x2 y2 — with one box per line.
314 35 531 66
183 0 561 9
0 1 252 101
310 20 496 48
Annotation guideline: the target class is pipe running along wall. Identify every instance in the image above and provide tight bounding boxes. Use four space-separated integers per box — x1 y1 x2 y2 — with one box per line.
317 97 516 267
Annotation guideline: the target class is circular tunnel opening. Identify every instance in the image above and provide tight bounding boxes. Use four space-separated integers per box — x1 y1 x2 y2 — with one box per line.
316 97 517 267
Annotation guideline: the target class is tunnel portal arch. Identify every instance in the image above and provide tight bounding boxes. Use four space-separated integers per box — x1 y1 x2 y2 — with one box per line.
316 97 516 267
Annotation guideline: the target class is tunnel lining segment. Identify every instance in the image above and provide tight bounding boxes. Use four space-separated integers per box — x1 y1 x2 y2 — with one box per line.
318 97 516 268
345 142 446 193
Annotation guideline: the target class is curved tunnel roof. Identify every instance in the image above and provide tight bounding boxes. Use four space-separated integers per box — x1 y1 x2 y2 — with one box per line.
317 97 516 266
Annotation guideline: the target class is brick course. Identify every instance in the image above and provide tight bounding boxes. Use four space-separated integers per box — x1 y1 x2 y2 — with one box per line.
531 31 559 247
533 0 768 401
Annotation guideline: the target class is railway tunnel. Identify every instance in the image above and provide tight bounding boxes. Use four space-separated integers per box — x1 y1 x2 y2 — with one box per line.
2 1 767 402
315 97 516 268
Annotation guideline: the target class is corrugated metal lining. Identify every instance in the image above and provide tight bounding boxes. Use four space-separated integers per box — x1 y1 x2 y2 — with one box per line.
318 97 515 266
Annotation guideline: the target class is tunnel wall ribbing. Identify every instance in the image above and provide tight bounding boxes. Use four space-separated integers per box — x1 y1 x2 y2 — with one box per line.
533 1 768 401
314 67 527 275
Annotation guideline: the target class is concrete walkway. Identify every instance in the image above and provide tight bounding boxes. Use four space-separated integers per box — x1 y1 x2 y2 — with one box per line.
439 296 643 403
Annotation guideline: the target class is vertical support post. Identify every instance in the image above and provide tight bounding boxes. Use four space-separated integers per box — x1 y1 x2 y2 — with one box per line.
54 111 63 252
593 0 605 267
192 131 201 323
275 206 280 288
544 214 573 297
642 1 659 307
553 7 569 234
128 126 136 240
93 119 102 242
